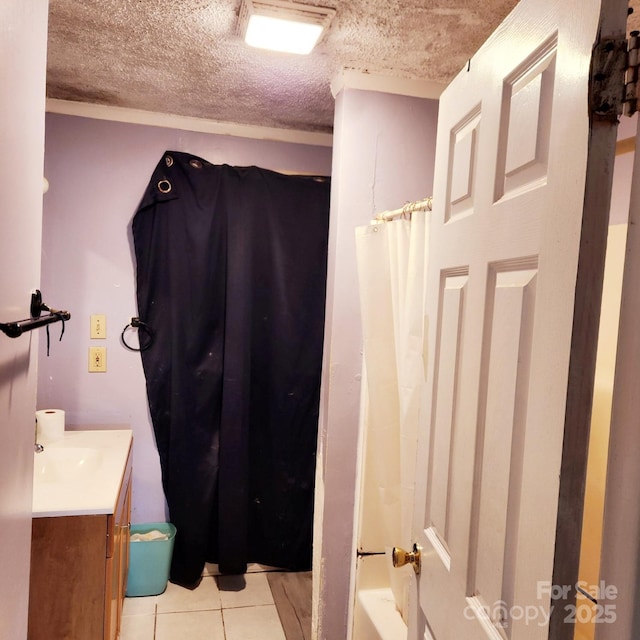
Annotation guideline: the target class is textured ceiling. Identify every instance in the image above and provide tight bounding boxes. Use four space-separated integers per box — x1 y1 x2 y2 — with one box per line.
46 1 640 135
47 0 520 134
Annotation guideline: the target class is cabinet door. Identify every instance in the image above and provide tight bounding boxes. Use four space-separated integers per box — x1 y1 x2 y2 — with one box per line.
115 476 131 638
28 515 108 640
121 476 132 599
105 451 132 640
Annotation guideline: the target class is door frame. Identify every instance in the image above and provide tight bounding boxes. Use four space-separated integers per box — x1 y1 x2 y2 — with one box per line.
596 115 640 639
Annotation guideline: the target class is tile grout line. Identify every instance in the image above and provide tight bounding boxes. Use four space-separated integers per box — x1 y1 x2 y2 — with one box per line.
220 607 227 640
152 602 157 640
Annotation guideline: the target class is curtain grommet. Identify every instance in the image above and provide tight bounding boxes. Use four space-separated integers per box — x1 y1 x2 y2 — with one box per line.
158 179 172 194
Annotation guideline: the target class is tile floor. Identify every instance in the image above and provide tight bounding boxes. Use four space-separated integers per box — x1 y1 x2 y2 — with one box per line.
120 564 286 640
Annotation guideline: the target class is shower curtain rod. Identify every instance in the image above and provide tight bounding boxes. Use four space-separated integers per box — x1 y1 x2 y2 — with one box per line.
373 197 433 223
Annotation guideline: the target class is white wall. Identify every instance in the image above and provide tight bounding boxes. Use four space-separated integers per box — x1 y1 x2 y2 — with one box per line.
315 87 438 640
38 113 332 524
0 0 49 636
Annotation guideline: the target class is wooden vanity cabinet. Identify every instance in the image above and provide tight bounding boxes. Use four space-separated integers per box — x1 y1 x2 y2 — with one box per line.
28 446 132 640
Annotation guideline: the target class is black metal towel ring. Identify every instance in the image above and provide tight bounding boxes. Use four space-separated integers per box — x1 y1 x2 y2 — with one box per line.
121 317 155 352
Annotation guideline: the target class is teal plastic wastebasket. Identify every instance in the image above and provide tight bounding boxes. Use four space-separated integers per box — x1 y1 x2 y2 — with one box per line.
126 522 177 597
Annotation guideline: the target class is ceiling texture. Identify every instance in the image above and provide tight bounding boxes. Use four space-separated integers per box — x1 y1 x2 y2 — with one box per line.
46 1 640 136
46 0 521 135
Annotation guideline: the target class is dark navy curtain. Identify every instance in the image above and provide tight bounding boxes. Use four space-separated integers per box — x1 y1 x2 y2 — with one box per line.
132 151 330 587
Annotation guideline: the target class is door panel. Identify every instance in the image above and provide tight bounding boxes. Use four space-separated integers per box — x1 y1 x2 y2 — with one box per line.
427 270 468 568
497 37 556 200
411 0 627 638
471 266 537 627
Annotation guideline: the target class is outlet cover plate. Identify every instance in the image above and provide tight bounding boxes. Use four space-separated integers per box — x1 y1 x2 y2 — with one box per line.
89 346 107 372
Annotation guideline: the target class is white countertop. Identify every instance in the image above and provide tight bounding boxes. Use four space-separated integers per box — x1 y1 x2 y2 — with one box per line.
32 429 133 518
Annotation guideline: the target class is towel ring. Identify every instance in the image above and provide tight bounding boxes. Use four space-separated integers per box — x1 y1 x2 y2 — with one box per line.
121 317 155 352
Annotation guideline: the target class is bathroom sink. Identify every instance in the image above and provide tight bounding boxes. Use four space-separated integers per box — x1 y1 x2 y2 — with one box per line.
32 429 132 517
34 447 102 483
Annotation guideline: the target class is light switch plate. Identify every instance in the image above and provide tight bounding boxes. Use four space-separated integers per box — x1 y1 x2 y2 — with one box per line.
90 314 107 339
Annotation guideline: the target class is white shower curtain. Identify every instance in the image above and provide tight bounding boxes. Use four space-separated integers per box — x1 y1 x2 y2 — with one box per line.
355 211 429 622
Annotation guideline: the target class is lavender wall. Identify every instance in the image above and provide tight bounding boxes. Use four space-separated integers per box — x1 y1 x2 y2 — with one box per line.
316 88 438 639
38 114 332 523
0 1 48 636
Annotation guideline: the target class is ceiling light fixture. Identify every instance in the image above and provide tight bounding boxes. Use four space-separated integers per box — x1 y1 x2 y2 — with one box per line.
237 0 336 55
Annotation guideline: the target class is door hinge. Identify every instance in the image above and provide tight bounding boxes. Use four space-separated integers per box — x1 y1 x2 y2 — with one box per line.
590 37 628 120
623 30 640 116
591 32 640 119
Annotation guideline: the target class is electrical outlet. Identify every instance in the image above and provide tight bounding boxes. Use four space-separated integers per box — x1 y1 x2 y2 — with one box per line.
89 347 107 372
90 314 106 339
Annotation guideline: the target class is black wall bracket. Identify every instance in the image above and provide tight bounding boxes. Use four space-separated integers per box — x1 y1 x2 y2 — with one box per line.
0 290 71 338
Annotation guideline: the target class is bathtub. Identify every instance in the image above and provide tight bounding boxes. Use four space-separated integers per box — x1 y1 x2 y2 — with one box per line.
356 588 407 639
352 554 408 640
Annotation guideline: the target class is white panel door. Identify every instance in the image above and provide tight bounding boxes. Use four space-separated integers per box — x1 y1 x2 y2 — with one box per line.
411 0 627 638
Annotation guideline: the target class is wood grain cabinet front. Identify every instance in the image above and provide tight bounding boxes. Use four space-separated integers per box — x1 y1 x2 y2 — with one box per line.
28 446 132 640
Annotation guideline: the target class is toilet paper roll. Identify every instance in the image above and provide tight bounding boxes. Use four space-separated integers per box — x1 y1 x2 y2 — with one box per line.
35 409 65 443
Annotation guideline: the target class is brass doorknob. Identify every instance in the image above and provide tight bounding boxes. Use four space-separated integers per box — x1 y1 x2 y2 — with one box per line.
392 543 421 575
